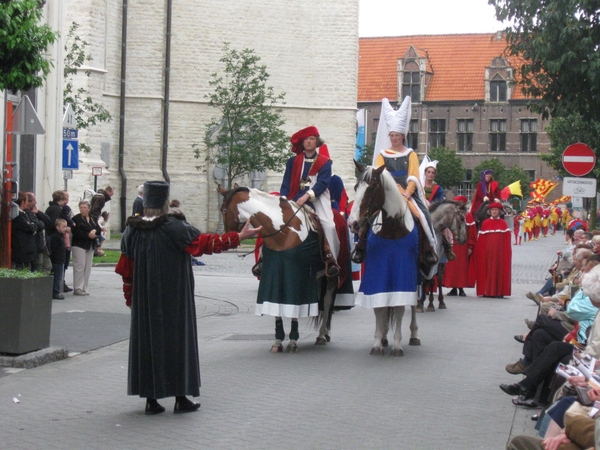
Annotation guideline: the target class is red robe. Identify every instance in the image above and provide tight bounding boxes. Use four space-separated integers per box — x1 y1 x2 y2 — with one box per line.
470 217 512 297
443 212 477 289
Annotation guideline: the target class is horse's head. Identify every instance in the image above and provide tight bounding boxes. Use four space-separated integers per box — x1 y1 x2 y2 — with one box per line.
430 200 468 245
348 162 386 234
217 185 250 233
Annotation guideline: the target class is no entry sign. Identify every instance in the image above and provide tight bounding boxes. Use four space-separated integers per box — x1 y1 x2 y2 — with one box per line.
562 143 596 177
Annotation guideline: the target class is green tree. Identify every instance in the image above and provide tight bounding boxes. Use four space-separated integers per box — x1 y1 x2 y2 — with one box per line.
355 131 376 168
490 0 600 121
0 0 58 91
427 147 465 190
63 22 112 153
196 43 289 189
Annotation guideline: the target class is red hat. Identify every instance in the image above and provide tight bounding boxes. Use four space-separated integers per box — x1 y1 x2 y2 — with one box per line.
454 195 468 204
488 202 504 210
290 126 320 155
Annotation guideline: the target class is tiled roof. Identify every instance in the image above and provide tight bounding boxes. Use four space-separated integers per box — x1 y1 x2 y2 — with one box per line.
358 33 528 103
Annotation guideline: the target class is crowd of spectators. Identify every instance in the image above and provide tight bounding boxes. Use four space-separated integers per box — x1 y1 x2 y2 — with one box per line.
9 187 113 300
501 225 600 449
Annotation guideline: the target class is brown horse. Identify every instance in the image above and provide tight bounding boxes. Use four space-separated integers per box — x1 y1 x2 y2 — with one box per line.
218 185 342 353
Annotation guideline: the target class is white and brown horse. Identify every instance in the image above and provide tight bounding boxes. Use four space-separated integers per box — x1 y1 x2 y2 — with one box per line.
349 163 421 357
218 185 346 353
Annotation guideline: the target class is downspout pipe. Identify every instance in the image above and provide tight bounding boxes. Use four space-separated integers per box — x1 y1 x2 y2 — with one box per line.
118 0 128 231
161 0 172 184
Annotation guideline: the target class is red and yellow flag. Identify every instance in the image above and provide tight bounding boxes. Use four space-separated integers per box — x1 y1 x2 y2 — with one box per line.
529 178 558 202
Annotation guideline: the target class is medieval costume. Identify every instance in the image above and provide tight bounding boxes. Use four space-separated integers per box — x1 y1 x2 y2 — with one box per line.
443 196 476 295
257 126 339 318
513 212 524 245
419 155 445 206
541 204 550 237
470 169 502 214
550 207 559 235
372 97 437 278
470 202 512 297
116 181 245 415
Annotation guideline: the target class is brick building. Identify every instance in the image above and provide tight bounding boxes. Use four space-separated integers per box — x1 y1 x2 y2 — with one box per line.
358 32 556 198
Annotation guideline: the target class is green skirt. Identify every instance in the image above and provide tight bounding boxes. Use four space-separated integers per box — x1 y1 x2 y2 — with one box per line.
255 232 323 318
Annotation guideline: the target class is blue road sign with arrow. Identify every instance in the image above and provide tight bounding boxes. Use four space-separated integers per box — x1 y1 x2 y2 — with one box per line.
62 139 79 170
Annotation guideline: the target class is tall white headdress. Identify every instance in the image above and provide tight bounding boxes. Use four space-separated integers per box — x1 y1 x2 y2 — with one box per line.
373 96 412 165
419 154 439 188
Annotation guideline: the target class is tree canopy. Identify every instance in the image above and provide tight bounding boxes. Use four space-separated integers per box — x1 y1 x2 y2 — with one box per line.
0 0 58 91
427 147 465 190
196 43 289 189
490 0 600 121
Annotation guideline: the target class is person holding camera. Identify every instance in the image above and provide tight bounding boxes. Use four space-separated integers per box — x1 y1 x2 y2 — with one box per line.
71 200 102 296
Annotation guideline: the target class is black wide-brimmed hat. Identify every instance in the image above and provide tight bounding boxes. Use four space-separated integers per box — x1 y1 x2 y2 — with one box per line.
143 181 169 208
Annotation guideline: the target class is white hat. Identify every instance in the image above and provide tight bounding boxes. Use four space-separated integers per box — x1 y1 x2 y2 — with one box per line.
419 154 439 187
382 96 411 135
372 97 412 164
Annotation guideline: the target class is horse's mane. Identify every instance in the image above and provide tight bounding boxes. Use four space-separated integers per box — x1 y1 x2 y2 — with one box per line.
374 168 406 218
429 199 461 214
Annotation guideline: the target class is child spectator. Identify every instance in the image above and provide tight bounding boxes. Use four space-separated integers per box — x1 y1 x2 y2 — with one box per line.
50 219 68 300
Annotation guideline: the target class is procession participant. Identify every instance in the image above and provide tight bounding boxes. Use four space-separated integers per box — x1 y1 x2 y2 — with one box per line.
541 203 550 237
469 169 502 215
279 125 340 278
523 206 534 242
420 157 445 206
471 202 512 298
549 205 559 235
562 202 573 231
513 211 524 246
533 202 542 240
443 196 476 296
329 172 349 217
115 181 260 415
372 96 438 273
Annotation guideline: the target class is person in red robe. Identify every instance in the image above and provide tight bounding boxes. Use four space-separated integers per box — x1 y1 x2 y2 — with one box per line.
471 202 512 298
469 169 502 215
443 196 477 296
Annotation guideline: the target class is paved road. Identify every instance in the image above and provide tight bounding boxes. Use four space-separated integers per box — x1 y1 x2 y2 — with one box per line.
0 231 567 449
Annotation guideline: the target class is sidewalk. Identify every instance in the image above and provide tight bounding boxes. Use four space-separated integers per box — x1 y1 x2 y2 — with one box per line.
0 232 565 449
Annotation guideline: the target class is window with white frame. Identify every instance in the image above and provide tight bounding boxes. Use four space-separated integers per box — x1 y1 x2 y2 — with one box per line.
521 119 537 152
402 71 421 103
490 119 507 152
457 119 474 152
407 119 419 150
429 119 446 148
490 74 507 102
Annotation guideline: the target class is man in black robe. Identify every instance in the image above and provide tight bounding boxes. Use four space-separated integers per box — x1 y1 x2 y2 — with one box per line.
116 181 259 415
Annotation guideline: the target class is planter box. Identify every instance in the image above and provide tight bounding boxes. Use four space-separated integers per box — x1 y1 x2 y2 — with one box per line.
0 276 53 355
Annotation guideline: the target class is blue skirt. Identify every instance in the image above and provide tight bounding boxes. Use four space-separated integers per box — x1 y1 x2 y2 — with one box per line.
355 226 419 308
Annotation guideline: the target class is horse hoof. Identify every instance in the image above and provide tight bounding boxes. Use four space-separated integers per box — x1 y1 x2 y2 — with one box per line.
438 301 447 309
390 348 404 357
270 344 283 353
409 338 421 346
370 347 385 355
315 337 327 346
416 304 424 313
285 343 299 353
426 303 435 312
325 334 331 342
381 338 389 347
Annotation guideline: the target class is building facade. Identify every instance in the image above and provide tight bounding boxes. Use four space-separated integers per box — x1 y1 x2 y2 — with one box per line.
358 33 556 199
61 0 359 231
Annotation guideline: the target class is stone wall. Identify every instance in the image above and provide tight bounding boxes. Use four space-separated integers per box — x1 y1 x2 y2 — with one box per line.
64 0 359 232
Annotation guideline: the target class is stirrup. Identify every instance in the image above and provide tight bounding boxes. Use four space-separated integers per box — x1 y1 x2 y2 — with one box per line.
251 261 262 277
325 261 340 278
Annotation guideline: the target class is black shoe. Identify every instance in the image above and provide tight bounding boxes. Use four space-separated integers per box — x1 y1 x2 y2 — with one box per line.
512 395 538 408
52 294 65 300
174 397 201 414
145 399 165 415
251 261 262 277
458 289 466 297
500 383 522 396
514 335 525 344
447 289 458 296
424 251 438 266
63 285 73 293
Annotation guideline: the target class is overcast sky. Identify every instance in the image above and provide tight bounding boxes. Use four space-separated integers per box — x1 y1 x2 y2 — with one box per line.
359 0 509 37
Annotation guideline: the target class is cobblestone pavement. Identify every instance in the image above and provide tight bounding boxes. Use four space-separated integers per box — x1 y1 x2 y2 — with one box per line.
0 231 569 449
